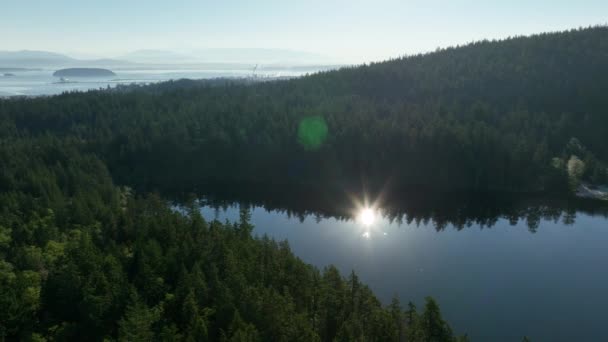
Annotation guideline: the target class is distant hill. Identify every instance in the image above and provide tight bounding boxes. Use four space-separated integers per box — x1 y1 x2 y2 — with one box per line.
118 48 335 65
117 49 196 64
0 50 130 68
192 48 333 64
0 50 75 67
0 49 335 69
53 68 116 77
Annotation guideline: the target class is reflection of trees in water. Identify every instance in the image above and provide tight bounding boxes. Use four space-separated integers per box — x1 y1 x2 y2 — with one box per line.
377 198 601 233
178 184 608 233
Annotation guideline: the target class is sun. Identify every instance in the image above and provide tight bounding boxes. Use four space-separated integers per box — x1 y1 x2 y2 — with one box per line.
358 207 376 226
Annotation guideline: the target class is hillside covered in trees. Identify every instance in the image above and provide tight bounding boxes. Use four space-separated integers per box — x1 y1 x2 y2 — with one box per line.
3 26 608 195
1 26 607 340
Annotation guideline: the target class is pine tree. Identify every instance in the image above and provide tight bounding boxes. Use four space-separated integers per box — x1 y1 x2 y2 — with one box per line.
118 292 159 342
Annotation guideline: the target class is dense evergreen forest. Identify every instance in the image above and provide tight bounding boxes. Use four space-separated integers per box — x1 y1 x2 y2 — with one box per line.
3 27 608 194
2 26 608 340
0 142 466 340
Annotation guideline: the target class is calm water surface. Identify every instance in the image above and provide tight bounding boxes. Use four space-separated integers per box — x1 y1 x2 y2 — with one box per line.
198 199 608 341
0 68 309 96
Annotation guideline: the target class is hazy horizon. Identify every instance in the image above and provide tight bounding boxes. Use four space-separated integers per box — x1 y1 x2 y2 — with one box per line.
2 0 607 64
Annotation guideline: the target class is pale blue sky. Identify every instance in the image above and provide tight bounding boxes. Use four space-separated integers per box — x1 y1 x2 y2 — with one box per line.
2 0 607 62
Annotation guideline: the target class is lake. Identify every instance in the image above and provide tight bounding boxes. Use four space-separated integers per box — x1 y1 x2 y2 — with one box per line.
193 194 608 341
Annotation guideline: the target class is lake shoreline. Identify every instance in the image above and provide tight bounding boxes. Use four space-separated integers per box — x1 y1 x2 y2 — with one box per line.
576 183 608 201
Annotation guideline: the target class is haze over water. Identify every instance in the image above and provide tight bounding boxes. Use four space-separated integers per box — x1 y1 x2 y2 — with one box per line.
0 68 316 97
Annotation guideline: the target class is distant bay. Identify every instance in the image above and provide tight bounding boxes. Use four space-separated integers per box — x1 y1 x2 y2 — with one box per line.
0 66 328 97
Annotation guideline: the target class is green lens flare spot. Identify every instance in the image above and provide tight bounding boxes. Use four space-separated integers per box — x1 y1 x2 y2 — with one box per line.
298 116 328 150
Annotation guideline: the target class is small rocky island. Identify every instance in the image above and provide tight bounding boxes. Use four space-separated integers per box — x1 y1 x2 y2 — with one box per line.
53 68 116 77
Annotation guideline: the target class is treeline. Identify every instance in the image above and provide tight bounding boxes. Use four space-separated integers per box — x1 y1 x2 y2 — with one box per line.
196 185 608 234
2 27 608 194
0 137 466 340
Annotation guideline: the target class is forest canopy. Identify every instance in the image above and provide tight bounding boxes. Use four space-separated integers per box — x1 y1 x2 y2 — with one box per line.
3 27 608 194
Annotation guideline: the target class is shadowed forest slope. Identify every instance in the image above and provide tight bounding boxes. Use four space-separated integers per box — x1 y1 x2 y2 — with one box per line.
2 27 608 194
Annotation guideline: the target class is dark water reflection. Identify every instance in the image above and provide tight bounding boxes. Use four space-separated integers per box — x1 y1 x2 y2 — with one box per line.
180 188 608 341
193 185 607 232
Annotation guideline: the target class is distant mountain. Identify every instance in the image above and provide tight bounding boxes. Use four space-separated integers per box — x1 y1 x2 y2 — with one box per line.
0 50 131 68
83 58 134 67
0 50 75 67
0 49 337 69
117 50 196 64
191 48 333 64
117 48 335 65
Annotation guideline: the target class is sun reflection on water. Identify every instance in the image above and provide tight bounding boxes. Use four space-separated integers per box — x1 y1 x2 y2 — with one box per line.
358 207 376 226
356 206 382 239
350 192 386 239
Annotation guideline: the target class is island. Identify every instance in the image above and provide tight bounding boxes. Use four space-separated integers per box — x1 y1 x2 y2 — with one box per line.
53 68 116 77
3 73 15 77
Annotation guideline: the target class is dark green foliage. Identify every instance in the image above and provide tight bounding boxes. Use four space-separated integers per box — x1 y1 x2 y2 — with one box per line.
118 292 160 342
405 297 467 342
418 297 453 341
0 133 463 340
2 27 608 194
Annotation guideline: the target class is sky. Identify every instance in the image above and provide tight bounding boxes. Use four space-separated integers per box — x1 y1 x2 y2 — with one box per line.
1 0 607 63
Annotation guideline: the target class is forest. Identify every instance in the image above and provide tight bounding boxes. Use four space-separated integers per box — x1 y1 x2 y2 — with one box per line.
2 26 607 340
0 139 466 340
2 27 608 195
